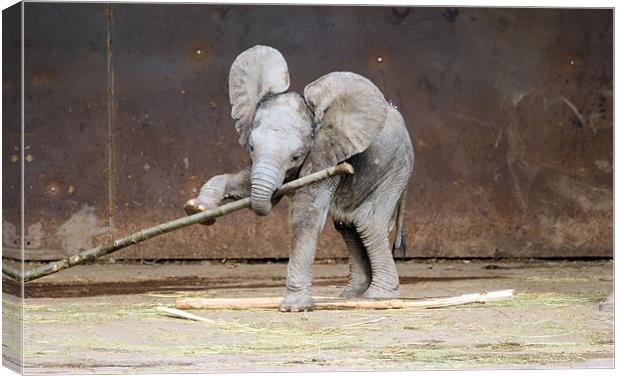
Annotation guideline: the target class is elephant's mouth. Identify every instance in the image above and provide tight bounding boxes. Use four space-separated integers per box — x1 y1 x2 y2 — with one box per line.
250 161 285 216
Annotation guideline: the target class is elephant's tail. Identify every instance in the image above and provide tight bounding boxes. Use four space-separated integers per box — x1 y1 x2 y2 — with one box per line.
392 188 408 260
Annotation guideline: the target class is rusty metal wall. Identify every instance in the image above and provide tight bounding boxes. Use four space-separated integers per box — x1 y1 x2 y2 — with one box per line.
7 4 612 260
3 3 23 262
2 3 24 370
4 3 112 261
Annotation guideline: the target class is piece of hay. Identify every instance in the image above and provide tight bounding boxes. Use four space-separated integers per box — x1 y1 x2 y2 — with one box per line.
157 306 216 322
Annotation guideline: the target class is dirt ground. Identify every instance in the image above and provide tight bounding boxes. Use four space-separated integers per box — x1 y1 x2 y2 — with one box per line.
2 259 614 374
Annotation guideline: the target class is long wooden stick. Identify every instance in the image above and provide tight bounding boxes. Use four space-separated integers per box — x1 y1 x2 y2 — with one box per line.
175 289 515 310
2 163 354 282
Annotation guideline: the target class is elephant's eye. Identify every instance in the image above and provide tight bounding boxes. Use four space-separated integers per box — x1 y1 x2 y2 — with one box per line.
292 154 301 162
248 145 254 153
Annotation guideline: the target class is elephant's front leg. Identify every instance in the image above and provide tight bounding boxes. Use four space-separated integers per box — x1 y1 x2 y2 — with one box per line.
184 167 251 224
280 180 338 312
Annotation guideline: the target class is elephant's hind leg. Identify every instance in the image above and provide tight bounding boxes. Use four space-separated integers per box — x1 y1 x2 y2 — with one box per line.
358 224 399 299
334 222 371 297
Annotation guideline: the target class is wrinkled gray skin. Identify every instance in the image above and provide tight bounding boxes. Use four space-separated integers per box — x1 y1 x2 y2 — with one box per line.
185 45 414 312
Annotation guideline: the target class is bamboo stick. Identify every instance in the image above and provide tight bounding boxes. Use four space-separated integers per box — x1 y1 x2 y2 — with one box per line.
175 290 515 310
2 163 354 282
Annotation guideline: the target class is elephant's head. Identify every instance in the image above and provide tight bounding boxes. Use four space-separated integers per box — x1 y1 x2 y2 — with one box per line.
229 45 389 215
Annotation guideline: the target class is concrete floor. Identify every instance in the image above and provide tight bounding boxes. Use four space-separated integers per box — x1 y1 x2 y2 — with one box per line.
2 259 614 373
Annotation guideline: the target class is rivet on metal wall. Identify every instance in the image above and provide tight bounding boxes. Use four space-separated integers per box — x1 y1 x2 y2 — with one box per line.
192 44 208 60
47 183 59 195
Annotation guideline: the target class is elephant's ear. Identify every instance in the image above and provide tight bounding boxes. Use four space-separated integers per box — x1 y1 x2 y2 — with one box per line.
301 72 388 174
229 45 290 147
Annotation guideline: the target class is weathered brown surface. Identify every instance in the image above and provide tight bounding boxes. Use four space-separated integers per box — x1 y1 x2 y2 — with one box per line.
4 3 112 261
7 5 613 260
2 3 24 373
2 3 23 256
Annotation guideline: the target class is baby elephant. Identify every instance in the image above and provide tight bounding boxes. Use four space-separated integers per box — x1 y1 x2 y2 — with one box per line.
185 45 414 311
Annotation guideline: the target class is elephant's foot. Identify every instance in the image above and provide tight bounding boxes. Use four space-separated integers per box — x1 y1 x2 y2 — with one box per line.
279 292 315 312
362 284 399 299
340 280 371 298
184 199 216 225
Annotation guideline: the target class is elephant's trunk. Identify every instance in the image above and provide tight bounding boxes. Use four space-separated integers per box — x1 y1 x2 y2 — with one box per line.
250 159 285 216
